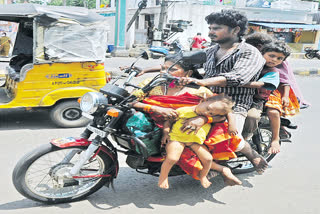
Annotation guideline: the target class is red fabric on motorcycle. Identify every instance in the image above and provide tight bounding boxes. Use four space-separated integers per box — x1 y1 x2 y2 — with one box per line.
177 147 203 180
176 123 241 180
143 92 202 128
204 122 241 160
143 93 240 180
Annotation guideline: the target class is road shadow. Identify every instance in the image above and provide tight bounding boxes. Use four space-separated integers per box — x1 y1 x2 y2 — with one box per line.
86 167 257 210
0 167 259 211
0 108 59 130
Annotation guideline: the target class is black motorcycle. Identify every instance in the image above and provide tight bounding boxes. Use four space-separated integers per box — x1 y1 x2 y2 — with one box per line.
304 47 320 59
12 51 296 204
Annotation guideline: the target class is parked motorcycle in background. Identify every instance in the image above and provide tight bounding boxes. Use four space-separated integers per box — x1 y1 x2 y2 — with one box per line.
304 47 320 59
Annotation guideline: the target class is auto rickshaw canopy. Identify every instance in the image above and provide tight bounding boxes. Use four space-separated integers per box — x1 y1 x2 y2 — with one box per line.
0 4 109 63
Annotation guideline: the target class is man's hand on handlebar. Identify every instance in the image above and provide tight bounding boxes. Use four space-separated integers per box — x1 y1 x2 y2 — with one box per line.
136 65 162 77
119 66 142 75
179 77 204 86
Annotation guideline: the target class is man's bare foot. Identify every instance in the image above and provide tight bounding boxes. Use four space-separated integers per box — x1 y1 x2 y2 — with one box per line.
221 167 242 186
200 177 212 188
251 152 268 174
268 139 281 154
206 170 219 180
240 141 269 174
158 177 169 189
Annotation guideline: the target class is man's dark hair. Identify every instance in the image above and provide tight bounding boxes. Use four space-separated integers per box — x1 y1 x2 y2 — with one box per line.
261 41 291 60
205 10 248 38
197 33 201 35
245 32 273 48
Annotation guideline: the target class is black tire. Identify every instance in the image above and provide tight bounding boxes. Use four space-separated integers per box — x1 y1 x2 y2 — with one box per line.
227 128 278 174
50 100 90 128
12 144 113 204
305 53 314 59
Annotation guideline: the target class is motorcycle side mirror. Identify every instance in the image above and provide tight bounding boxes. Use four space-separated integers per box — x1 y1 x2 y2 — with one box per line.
181 51 206 64
140 51 149 60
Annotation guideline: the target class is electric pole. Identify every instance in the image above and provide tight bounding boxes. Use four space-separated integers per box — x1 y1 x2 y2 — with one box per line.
158 0 167 31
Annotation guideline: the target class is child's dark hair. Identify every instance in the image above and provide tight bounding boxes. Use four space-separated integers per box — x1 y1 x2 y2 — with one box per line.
205 10 248 39
205 94 234 114
245 32 273 49
261 41 291 60
165 53 203 79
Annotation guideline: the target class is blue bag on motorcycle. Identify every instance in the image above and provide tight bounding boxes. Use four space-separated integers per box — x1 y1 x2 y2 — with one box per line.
126 112 162 156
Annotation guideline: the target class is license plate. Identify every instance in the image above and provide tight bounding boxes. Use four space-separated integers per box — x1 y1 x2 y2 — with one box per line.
87 125 107 138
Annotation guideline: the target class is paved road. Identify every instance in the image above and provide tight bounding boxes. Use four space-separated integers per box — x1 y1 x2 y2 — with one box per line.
0 75 319 214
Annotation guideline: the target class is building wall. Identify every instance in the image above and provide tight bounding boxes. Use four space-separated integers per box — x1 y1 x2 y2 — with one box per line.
99 0 320 50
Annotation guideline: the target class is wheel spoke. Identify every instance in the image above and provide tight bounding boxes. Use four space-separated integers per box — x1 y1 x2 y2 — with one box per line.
24 148 106 199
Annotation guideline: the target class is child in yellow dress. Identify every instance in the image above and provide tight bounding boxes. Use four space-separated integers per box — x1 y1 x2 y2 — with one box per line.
158 94 236 189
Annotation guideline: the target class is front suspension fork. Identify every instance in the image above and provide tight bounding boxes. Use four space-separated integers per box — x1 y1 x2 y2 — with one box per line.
69 136 103 176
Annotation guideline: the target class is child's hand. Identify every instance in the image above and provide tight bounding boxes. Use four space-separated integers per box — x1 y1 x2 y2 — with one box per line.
282 96 290 107
228 125 238 136
161 133 170 147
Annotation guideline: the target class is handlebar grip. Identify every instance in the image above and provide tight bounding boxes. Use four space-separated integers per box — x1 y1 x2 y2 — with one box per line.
185 82 200 89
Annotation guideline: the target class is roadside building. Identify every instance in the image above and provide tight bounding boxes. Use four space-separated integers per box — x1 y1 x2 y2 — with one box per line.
97 0 320 53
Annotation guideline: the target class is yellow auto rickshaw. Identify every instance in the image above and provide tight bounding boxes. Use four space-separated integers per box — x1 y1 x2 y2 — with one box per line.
0 4 111 127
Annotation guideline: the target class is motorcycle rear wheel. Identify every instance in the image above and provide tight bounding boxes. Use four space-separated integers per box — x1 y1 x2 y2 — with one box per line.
12 144 113 204
227 128 277 174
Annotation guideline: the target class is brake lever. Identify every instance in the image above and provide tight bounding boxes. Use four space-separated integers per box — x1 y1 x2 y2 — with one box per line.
124 83 141 89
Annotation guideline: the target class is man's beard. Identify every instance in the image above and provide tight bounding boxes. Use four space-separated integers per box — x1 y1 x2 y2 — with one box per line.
209 35 233 44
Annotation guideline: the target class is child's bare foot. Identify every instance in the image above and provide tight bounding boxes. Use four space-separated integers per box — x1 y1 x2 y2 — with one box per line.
200 177 212 188
268 139 281 154
158 177 169 189
221 167 242 186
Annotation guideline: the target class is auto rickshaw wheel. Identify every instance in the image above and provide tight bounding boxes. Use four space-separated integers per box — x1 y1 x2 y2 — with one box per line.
49 100 90 128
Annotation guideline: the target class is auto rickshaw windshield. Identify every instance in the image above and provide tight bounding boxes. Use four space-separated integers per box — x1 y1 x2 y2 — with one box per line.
0 4 109 63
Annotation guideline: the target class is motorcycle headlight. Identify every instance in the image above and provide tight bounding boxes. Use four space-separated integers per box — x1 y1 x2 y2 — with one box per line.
80 92 108 114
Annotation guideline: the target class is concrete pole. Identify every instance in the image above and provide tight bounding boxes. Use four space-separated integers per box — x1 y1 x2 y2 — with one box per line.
96 0 100 9
158 0 167 31
112 0 129 56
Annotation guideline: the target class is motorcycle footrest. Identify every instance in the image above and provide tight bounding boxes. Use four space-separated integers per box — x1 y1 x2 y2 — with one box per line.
280 139 292 143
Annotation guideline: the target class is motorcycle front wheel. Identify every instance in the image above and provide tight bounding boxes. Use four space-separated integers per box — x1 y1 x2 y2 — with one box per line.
12 144 113 204
226 128 277 174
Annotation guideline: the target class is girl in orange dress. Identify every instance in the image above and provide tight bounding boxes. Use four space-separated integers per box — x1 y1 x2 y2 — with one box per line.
264 42 300 154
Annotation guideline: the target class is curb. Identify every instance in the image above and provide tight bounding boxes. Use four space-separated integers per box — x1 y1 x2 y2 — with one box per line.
294 69 320 76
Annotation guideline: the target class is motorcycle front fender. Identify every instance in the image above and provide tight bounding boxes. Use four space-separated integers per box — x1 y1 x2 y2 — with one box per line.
50 137 120 179
50 137 91 148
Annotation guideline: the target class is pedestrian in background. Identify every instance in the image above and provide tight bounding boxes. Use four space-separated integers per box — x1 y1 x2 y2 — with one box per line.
190 33 207 50
0 32 12 57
